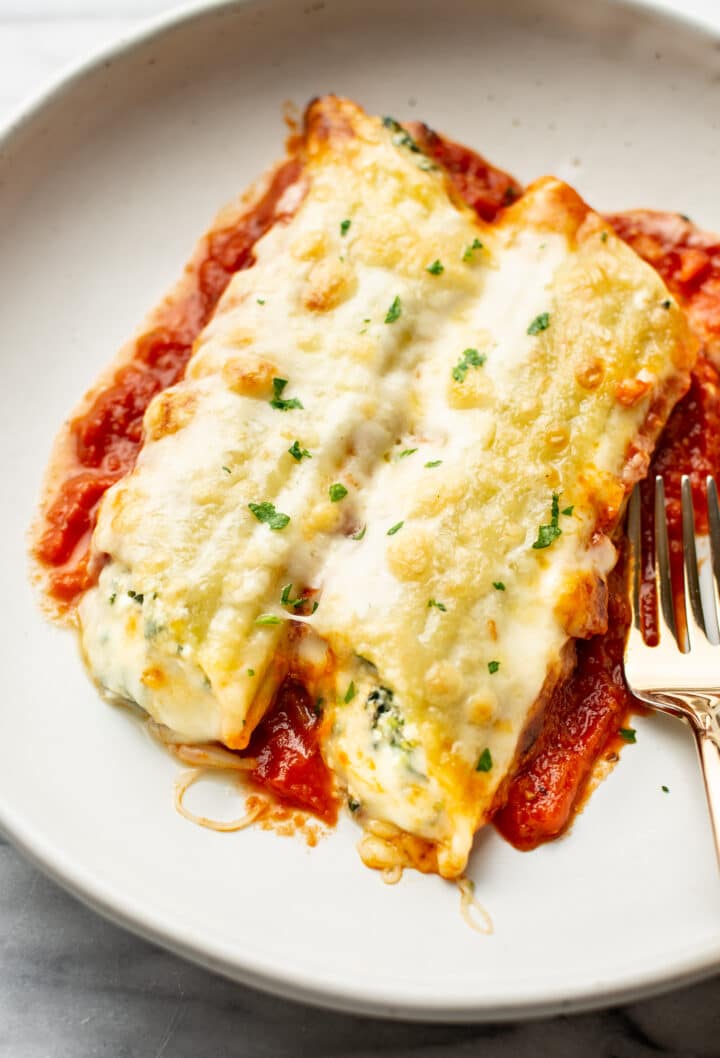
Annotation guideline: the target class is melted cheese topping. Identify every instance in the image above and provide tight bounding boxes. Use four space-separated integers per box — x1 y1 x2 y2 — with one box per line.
78 97 693 877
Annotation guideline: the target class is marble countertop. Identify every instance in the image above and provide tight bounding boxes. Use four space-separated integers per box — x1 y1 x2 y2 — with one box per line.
3 3 720 1055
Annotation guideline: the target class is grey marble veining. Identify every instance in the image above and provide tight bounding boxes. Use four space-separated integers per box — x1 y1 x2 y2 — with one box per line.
2 833 720 1058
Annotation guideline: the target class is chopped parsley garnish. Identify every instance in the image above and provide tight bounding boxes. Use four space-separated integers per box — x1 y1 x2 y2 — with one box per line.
381 117 430 164
222 465 232 474
476 748 493 772
387 521 404 535
488 660 500 674
288 440 311 462
601 231 609 243
619 727 637 743
399 448 418 458
462 237 484 262
352 525 366 541
127 590 144 604
662 299 672 310
492 581 505 591
384 295 402 324
247 668 255 677
329 482 348 502
426 259 444 275
248 501 291 531
561 505 574 517
340 218 351 236
281 583 307 611
348 796 361 813
503 186 519 205
255 614 282 626
527 312 550 335
109 592 117 605
661 785 669 793
314 697 324 716
428 599 447 611
257 298 266 305
344 681 357 703
425 460 442 468
532 492 567 549
269 377 303 411
452 347 486 383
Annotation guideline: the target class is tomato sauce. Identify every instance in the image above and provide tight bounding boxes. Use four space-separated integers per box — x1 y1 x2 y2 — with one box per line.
247 678 337 824
494 548 633 847
34 117 720 842
408 122 523 222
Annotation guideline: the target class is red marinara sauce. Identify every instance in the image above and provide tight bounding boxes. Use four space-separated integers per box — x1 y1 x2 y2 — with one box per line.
247 678 337 824
35 156 302 606
408 122 523 221
494 547 633 848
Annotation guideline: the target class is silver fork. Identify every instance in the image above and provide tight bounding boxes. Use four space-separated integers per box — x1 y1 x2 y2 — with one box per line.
626 474 720 867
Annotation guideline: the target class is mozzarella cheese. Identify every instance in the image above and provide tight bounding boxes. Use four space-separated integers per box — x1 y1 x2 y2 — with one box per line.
78 96 694 877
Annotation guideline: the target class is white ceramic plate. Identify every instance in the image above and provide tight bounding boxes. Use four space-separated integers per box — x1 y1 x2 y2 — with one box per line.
3 0 720 1022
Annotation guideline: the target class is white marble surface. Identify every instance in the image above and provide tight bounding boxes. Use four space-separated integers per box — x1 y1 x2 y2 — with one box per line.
3 2 720 1055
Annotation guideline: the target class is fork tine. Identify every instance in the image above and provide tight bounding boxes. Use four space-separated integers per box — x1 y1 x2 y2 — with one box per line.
627 485 642 631
681 474 708 643
707 476 720 596
654 475 683 649
704 475 720 643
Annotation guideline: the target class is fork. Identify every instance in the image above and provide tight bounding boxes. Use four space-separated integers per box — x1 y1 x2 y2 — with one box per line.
626 474 720 868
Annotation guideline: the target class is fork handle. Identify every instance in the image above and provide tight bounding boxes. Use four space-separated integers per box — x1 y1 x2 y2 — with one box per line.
690 708 720 872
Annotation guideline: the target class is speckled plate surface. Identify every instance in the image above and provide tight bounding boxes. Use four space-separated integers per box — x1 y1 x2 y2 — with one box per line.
2 0 720 1021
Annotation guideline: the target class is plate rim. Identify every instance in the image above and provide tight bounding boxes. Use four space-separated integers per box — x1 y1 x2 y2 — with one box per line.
2 0 720 1021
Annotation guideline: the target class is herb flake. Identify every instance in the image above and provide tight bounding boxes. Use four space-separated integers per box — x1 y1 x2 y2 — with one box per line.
452 347 486 383
288 440 311 462
476 748 493 772
532 492 565 550
385 295 402 324
425 460 442 468
387 521 404 536
492 581 505 591
619 727 637 744
488 660 500 674
527 312 550 335
352 525 367 541
248 501 291 531
426 259 444 275
255 614 282 626
269 377 303 411
428 599 447 612
340 218 351 236
329 482 348 502
344 681 357 703
463 237 484 262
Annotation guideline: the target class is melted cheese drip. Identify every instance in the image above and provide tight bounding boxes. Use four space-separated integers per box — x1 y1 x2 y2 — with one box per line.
78 99 691 876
